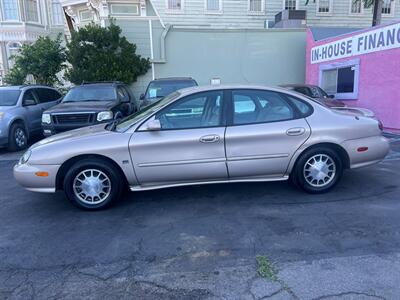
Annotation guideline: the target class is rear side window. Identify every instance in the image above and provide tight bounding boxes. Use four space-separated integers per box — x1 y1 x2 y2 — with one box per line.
286 95 313 117
35 88 61 103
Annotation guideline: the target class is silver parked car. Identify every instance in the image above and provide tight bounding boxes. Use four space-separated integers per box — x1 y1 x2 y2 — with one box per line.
0 85 62 151
14 85 389 210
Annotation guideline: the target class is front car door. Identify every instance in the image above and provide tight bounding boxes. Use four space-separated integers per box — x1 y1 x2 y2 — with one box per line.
21 89 42 132
225 89 312 179
130 90 228 187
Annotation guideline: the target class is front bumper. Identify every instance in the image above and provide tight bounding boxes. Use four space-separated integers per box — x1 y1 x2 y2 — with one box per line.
0 122 9 146
341 135 390 169
13 163 60 193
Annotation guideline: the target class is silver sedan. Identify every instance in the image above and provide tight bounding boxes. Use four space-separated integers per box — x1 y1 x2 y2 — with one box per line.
14 85 390 210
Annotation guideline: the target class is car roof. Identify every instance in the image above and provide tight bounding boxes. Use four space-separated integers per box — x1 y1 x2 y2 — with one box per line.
279 84 318 89
0 84 55 90
152 77 195 82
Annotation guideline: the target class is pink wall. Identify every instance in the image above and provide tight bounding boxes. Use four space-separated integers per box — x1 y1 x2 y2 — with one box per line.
306 24 400 130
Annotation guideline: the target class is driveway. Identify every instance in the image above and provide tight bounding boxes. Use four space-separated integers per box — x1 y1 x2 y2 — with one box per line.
1 135 400 299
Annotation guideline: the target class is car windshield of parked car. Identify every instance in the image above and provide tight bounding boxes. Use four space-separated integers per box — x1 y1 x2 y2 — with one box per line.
115 92 180 132
0 90 21 106
145 80 197 99
63 86 116 102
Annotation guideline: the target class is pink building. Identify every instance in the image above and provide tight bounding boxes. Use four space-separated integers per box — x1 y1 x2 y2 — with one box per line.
306 22 400 131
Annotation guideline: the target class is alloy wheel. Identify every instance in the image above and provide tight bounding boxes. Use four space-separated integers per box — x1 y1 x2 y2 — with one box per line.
303 154 336 188
73 169 111 205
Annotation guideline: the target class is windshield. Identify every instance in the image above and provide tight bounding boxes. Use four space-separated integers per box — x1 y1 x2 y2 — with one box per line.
63 86 116 102
115 92 180 132
145 80 197 99
0 90 21 106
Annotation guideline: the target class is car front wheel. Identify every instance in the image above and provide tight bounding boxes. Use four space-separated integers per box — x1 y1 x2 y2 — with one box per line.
291 147 343 194
64 158 123 210
8 123 28 152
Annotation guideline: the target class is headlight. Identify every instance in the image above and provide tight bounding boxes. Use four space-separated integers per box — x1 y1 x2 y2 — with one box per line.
42 113 51 124
19 150 31 165
97 111 113 122
0 112 4 120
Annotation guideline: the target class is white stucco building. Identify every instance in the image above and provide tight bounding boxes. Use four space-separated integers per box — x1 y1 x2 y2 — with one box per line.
0 0 65 84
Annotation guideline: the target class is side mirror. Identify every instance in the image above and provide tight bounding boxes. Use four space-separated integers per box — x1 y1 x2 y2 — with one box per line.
140 93 145 100
146 119 161 131
23 99 36 106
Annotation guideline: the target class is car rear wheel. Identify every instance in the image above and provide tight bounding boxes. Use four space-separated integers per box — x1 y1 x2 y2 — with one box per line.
64 158 123 210
8 123 28 152
291 147 343 194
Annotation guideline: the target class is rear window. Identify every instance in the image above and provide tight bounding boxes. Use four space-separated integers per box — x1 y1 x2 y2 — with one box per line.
63 86 116 102
145 80 197 99
0 90 21 106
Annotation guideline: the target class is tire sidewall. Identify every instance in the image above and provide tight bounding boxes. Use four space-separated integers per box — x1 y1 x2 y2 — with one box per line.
8 123 28 152
64 159 122 210
293 147 343 194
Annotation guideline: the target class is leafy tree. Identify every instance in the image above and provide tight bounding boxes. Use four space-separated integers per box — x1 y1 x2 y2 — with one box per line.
305 0 392 26
4 35 66 86
65 23 150 84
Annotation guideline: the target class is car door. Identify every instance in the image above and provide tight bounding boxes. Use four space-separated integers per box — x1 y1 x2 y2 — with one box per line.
225 89 311 179
21 89 42 132
129 90 228 186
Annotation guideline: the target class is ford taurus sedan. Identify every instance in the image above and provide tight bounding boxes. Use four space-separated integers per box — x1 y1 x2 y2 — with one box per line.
14 85 389 210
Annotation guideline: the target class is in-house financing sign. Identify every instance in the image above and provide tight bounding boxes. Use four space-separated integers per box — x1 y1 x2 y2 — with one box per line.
311 22 400 64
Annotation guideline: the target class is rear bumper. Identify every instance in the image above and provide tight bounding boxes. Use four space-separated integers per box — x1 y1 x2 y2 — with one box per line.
13 163 60 192
341 135 390 169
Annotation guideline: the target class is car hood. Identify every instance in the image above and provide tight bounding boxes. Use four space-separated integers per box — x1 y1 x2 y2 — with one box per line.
45 101 116 114
31 124 109 150
0 105 17 112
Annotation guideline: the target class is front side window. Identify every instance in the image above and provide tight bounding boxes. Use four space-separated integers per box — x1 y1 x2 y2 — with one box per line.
2 0 19 20
232 90 295 125
22 90 37 104
284 0 297 10
167 0 182 10
155 91 223 129
206 0 221 11
51 1 64 25
35 88 61 103
317 0 331 13
63 86 116 102
24 0 39 22
249 0 264 12
145 80 197 100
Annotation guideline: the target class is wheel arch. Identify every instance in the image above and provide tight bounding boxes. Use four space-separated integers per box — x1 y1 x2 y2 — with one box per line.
55 154 129 190
289 142 350 174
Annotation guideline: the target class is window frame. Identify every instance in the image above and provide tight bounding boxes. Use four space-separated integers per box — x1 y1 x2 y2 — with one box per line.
318 58 360 100
24 0 41 24
282 0 298 10
316 0 333 16
1 0 21 21
204 0 223 14
51 0 64 25
109 3 140 15
349 0 363 15
226 89 311 127
248 0 265 14
148 90 227 131
78 9 93 22
382 0 395 16
165 0 184 13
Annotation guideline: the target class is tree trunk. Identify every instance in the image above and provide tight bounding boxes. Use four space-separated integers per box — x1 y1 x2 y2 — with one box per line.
372 0 383 26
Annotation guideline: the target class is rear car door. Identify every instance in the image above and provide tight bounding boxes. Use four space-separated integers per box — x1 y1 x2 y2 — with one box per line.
130 90 228 186
225 89 312 179
21 89 42 132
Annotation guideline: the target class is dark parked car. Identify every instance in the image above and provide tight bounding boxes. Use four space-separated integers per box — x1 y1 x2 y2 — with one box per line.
42 82 138 136
139 77 198 109
0 85 61 151
280 84 346 108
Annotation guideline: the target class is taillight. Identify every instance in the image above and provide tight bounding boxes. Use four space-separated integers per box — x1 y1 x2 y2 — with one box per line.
378 120 383 131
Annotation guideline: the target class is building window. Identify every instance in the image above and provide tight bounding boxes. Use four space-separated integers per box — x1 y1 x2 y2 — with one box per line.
2 0 19 20
350 0 362 14
7 42 22 68
382 0 394 15
167 0 182 10
110 3 139 15
319 59 360 100
79 9 92 21
284 0 297 10
24 0 39 22
51 1 64 25
249 0 264 12
206 0 221 12
317 0 331 13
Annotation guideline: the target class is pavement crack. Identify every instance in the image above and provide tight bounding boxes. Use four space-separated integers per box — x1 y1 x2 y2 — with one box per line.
312 291 386 300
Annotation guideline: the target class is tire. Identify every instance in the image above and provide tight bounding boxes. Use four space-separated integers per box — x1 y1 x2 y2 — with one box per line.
291 147 343 194
63 158 124 210
8 123 28 152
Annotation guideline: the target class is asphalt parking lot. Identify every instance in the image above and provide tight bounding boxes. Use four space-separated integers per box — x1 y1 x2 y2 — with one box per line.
1 135 400 300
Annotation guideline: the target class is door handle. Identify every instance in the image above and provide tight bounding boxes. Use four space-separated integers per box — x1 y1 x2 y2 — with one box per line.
199 134 220 143
286 127 305 136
